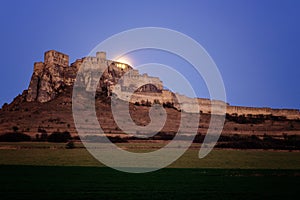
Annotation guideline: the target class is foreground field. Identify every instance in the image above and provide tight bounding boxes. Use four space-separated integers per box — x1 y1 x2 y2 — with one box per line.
0 142 300 169
0 165 299 200
0 142 300 199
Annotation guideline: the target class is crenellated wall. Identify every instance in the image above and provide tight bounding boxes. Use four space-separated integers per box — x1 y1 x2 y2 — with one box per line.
44 50 69 67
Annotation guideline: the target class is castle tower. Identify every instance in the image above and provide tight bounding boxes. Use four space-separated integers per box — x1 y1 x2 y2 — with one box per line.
44 50 69 67
96 52 106 60
33 62 44 75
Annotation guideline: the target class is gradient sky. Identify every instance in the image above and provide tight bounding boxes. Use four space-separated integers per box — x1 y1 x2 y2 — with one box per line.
0 0 299 109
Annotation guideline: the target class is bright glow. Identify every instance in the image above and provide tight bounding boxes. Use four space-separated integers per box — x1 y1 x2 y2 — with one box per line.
116 56 133 68
116 63 126 69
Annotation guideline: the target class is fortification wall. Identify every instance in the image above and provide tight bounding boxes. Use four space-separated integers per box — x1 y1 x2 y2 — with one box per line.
44 50 69 67
226 106 271 116
196 98 300 119
27 50 300 119
161 90 175 103
130 92 163 103
271 109 300 119
114 88 175 107
70 59 84 70
226 105 300 119
121 70 163 92
33 62 44 75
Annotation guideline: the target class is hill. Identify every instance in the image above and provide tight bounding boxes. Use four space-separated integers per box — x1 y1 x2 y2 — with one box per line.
0 50 299 149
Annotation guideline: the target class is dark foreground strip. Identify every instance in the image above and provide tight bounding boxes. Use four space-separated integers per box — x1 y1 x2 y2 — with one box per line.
0 165 299 200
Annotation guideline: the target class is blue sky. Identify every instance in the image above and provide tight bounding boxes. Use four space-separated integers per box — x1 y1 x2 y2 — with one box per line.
0 0 299 109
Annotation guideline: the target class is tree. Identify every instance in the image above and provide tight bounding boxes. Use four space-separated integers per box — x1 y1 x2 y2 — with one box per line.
47 131 71 143
145 100 152 107
153 99 160 105
41 132 48 141
0 132 31 142
35 134 40 141
12 126 19 133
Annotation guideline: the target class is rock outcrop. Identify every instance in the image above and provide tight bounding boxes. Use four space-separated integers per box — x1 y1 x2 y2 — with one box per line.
1 49 300 138
26 50 135 103
24 50 300 120
26 50 76 102
26 50 166 104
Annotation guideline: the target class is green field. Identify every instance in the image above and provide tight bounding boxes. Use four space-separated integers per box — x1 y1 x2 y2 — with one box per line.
0 165 299 200
0 142 300 169
0 142 300 199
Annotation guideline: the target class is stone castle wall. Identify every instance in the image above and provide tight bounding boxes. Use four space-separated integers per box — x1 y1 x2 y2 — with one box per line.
226 105 300 119
226 106 270 116
121 70 163 92
26 50 300 119
27 50 159 102
113 89 175 106
44 50 69 67
28 50 75 102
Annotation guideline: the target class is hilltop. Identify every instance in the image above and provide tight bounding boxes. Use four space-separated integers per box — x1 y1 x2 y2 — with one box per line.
0 50 299 148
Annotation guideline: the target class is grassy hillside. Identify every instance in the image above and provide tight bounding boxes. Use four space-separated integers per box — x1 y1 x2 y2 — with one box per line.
1 91 299 138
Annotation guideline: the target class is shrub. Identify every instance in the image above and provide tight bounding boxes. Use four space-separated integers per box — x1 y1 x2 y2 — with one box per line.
226 114 265 124
163 102 174 108
109 136 128 143
66 141 75 149
12 126 19 132
72 136 81 141
153 99 161 105
145 100 152 107
40 132 48 141
0 132 31 142
47 131 71 143
38 128 47 134
84 135 128 143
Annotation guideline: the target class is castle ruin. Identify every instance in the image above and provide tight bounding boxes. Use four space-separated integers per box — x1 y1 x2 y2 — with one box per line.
25 50 300 120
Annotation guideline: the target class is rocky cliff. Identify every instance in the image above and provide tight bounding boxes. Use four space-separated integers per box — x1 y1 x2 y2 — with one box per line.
26 50 133 103
21 50 300 120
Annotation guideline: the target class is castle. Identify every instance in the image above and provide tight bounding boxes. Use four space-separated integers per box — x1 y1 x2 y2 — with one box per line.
26 50 300 120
